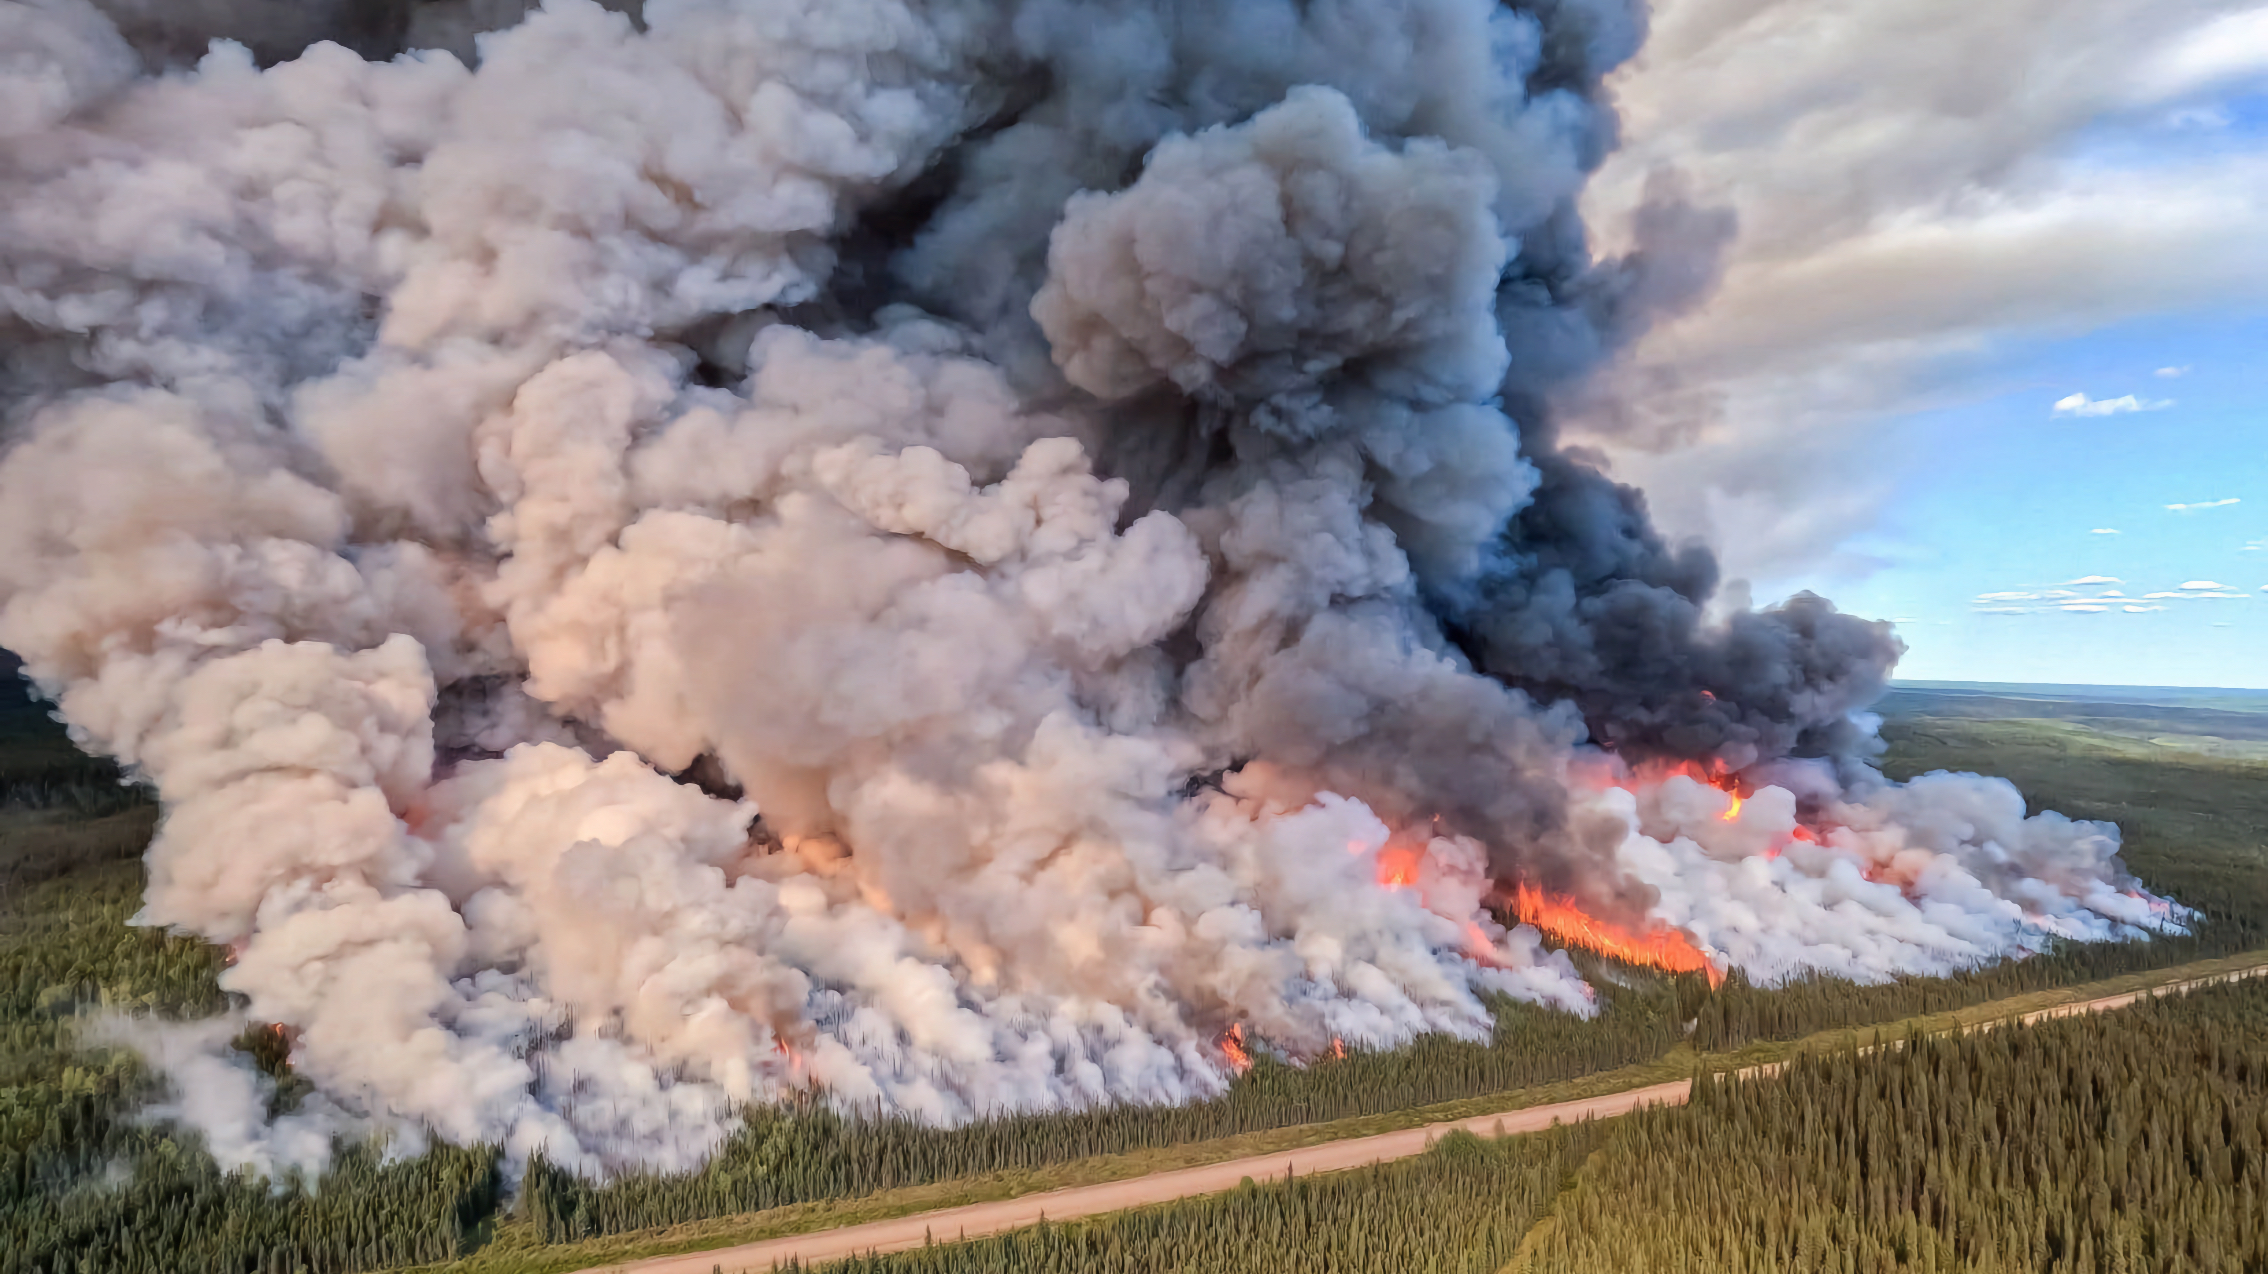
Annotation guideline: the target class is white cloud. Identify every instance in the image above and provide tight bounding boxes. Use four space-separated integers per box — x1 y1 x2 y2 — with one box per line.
1573 0 2268 584
2245 539 2268 552
1973 579 2174 615
2059 575 2123 585
2167 498 2242 511
2155 365 2192 378
2135 5 2268 100
2091 528 2122 535
2055 392 2174 417
2123 604 2167 613
2144 582 2246 599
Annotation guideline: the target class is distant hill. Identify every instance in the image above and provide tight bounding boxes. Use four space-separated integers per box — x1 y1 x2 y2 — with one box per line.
1887 680 2268 713
1878 680 2268 757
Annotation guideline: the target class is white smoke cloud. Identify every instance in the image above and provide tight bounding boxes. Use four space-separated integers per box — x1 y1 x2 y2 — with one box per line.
0 0 2181 1181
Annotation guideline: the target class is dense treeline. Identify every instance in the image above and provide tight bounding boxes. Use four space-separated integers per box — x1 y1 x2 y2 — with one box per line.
793 1122 1602 1274
1692 923 2254 1052
833 977 2268 1274
1532 976 2268 1273
522 969 1691 1242
2 698 2264 1271
1880 717 2268 951
526 923 2263 1244
0 863 503 1274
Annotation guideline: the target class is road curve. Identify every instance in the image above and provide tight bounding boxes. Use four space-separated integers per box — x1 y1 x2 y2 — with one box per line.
584 963 2268 1274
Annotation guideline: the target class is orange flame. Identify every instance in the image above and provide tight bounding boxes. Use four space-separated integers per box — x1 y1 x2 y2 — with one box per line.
1511 883 1724 988
1328 1038 1346 1060
1375 843 1424 889
1657 759 1740 793
1220 1023 1253 1074
1719 793 1744 822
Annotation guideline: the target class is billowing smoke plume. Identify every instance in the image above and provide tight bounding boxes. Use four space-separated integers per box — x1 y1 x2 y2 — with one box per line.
1 0 2176 1177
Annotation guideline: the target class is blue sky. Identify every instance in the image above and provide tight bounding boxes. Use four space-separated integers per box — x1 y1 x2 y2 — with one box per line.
1590 3 2268 690
1779 308 2268 688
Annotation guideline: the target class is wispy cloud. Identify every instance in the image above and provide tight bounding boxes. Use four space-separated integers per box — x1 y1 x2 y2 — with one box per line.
2155 366 2192 378
2246 539 2268 552
1974 573 2244 615
2055 392 2174 417
2142 581 2248 599
2166 498 2241 512
2091 528 2122 535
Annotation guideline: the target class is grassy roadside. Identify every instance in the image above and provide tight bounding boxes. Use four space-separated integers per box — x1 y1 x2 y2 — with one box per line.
396 946 2268 1274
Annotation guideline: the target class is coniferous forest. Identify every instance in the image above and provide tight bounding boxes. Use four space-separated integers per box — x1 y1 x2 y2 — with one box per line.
799 1122 1607 1274
1535 978 2268 1273
823 976 2268 1274
3 685 2267 1272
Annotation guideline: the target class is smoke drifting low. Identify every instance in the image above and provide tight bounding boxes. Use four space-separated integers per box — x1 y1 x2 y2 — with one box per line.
1 0 2177 1177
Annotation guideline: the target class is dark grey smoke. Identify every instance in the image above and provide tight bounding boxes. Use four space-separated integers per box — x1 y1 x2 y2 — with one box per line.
0 0 2170 1177
856 0 1888 907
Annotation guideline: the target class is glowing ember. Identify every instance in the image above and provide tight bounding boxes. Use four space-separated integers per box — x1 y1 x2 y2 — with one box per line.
1658 759 1739 792
1220 1023 1253 1074
1510 883 1724 988
1375 843 1424 889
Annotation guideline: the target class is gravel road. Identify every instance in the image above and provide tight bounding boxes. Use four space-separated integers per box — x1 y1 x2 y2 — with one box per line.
582 962 2268 1274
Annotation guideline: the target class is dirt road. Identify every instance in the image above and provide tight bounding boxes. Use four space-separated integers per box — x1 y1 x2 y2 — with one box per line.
585 962 2268 1274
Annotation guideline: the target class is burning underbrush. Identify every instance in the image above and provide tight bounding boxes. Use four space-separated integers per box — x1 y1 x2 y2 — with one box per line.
0 0 2182 1183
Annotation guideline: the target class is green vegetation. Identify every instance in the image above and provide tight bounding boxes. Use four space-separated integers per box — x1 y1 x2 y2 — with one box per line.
3 677 2267 1274
1528 975 2268 1272
518 970 1697 1245
822 975 2268 1274
1691 933 2244 1052
515 707 2268 1250
1882 713 2268 942
800 1123 1605 1274
0 860 506 1274
1879 683 2268 760
0 674 506 1274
